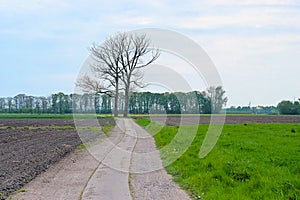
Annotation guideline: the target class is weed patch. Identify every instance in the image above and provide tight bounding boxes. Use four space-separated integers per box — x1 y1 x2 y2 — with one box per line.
102 122 114 136
76 143 90 149
16 189 26 193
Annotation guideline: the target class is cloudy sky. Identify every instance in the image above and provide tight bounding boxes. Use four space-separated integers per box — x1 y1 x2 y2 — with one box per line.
0 0 299 106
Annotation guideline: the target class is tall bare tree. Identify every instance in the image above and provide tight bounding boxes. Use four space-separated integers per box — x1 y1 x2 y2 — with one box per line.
118 33 160 117
76 34 124 116
76 32 159 117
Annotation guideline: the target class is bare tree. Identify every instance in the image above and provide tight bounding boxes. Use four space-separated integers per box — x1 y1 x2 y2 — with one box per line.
76 34 123 117
76 32 159 117
118 33 160 117
91 35 127 117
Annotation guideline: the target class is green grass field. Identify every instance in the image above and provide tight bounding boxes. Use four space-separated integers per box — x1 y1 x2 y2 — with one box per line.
136 119 300 200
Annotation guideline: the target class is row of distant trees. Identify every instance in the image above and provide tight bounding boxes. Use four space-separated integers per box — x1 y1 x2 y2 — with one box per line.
1 93 298 115
225 106 278 114
226 99 300 115
0 88 227 114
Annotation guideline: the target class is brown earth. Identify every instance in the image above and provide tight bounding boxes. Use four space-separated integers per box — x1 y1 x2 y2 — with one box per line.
0 118 115 127
133 115 300 125
0 118 115 200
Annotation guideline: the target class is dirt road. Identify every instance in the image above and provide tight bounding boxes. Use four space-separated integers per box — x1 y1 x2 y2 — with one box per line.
11 118 190 200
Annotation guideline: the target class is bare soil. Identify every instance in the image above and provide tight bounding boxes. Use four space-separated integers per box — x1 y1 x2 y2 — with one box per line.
0 118 114 200
133 115 300 125
0 118 115 127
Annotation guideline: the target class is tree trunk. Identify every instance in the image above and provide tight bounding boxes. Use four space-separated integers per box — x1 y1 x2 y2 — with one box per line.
124 86 129 117
114 79 119 117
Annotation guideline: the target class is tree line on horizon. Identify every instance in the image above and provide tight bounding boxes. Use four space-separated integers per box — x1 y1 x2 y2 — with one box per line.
0 89 227 115
226 99 300 115
0 92 298 115
225 105 278 115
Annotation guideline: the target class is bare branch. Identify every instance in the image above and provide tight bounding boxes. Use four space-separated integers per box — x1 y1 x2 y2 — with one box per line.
75 75 113 96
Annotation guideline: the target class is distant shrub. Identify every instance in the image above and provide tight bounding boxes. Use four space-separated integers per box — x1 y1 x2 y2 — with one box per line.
277 100 300 115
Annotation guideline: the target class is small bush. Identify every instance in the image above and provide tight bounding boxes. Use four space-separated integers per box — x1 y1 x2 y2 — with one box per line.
291 128 296 133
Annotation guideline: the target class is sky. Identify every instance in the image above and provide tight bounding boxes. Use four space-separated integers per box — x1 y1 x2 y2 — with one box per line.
0 0 299 107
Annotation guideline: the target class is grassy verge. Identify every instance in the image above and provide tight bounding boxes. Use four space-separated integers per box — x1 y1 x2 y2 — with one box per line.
135 119 300 199
102 122 114 136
